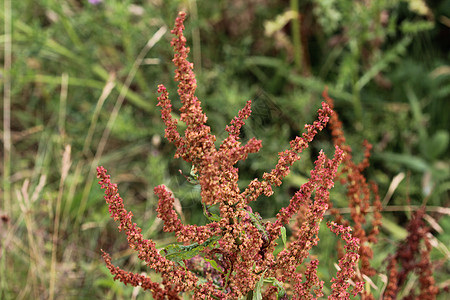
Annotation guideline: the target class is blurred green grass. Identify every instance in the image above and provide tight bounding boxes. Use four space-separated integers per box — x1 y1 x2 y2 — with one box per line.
1 0 449 299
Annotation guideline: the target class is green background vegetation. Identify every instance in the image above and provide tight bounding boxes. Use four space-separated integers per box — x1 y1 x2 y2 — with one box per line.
1 0 449 299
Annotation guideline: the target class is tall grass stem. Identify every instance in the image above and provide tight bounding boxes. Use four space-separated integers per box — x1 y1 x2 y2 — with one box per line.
74 26 167 230
290 0 302 73
189 0 202 71
3 0 11 212
62 75 116 232
49 74 71 300
1 0 11 295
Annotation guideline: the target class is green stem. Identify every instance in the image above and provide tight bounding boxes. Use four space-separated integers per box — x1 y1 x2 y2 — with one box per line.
290 0 302 73
350 40 363 124
246 290 253 300
189 0 202 71
3 0 11 214
352 79 363 125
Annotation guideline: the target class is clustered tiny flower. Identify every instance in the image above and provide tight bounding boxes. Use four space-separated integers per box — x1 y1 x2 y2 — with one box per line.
98 11 366 299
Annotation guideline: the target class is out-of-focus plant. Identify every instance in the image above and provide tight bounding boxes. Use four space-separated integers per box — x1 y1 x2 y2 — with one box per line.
376 83 449 205
252 0 435 123
383 207 439 300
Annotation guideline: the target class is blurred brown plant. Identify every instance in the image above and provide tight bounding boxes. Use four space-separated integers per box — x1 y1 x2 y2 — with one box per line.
383 207 439 300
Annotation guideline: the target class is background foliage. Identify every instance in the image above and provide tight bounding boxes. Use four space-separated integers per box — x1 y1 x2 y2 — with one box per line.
1 0 449 299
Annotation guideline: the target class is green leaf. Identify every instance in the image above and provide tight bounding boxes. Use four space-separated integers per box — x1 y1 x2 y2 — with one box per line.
190 165 199 179
356 37 411 90
400 20 434 34
186 164 200 185
263 277 286 298
243 209 267 235
206 212 222 222
280 226 287 248
252 270 266 300
424 130 449 160
405 84 427 142
284 173 308 188
202 203 222 222
204 258 223 273
381 216 408 240
376 152 430 172
93 278 115 288
162 236 220 264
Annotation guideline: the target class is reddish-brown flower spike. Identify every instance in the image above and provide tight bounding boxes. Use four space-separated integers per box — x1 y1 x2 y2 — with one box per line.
269 146 344 236
292 259 324 299
97 166 209 295
327 222 364 299
101 250 179 299
158 11 216 165
157 84 182 147
154 184 222 244
269 146 344 291
242 101 334 205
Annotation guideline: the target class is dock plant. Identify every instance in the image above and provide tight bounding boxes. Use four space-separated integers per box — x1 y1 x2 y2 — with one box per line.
97 12 438 299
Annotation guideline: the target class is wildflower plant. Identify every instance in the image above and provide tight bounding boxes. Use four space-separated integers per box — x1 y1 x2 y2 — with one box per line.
97 12 364 299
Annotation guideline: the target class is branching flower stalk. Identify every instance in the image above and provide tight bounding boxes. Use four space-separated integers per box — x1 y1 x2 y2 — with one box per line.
322 90 383 299
98 11 364 299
